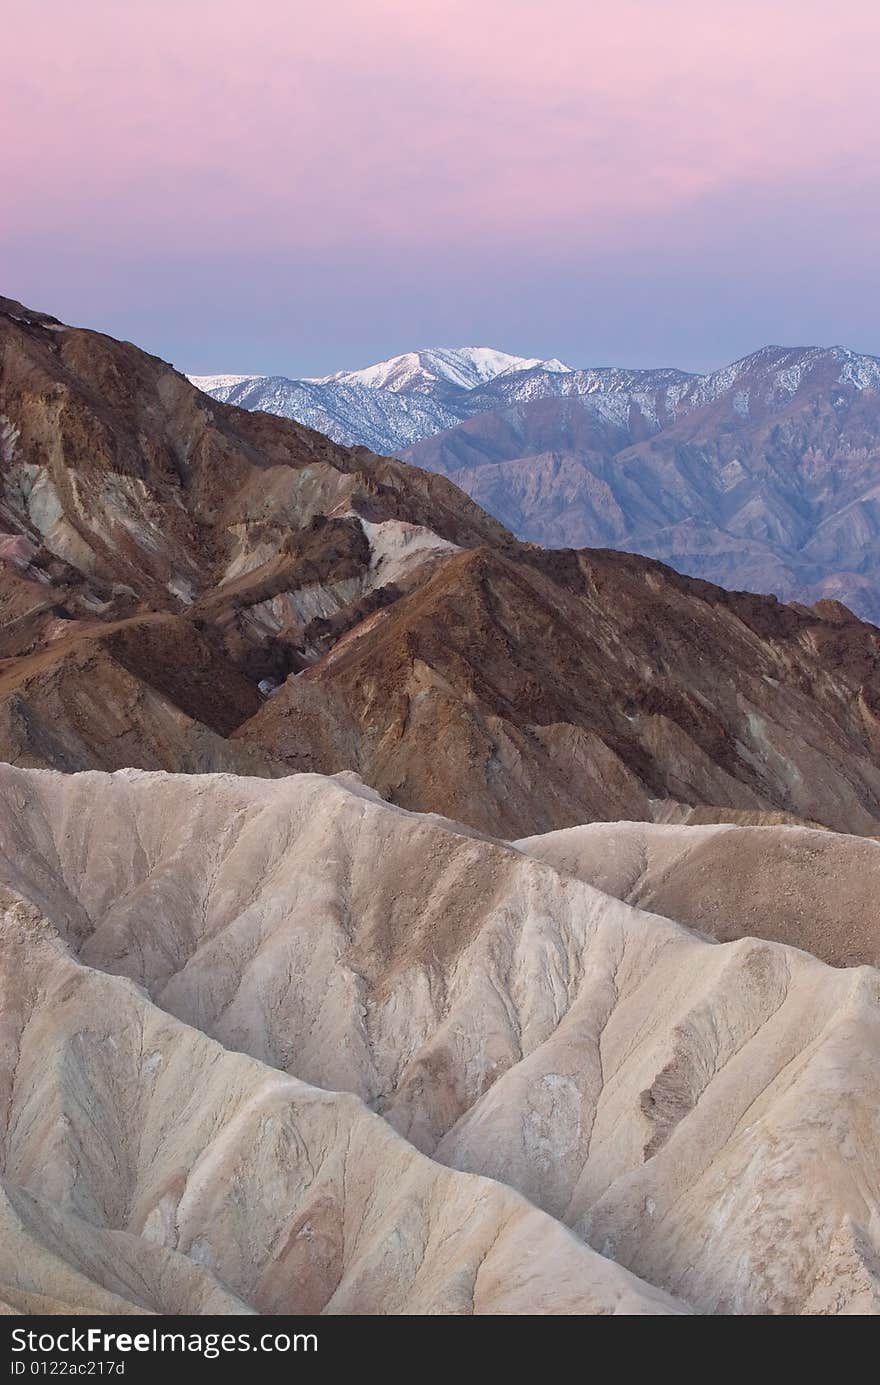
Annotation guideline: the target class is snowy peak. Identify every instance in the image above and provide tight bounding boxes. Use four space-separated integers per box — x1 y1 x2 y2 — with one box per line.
691 345 880 408
187 341 880 464
188 372 259 393
313 347 574 394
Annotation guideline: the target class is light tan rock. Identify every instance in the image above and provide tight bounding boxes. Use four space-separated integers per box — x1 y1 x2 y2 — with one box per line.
0 889 682 1316
514 818 880 968
1 765 879 1313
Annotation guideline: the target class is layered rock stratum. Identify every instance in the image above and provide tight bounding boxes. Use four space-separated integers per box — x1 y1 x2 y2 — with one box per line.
3 296 880 839
1 765 879 1314
4 297 880 1316
193 342 880 622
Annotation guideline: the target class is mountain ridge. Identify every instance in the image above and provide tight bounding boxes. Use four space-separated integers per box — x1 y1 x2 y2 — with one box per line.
190 340 880 444
3 293 880 839
5 296 880 1315
191 340 880 617
4 762 880 1313
190 340 880 620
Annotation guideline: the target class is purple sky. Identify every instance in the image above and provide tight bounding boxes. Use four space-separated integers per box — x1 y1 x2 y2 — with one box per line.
4 1 880 376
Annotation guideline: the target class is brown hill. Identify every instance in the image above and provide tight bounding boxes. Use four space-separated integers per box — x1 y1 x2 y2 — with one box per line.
239 543 880 836
3 295 880 836
400 346 880 623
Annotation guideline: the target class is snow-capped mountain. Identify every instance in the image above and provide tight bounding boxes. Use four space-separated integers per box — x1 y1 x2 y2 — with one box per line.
681 344 880 412
188 374 465 453
189 346 579 451
190 341 880 621
189 373 254 394
400 343 880 622
190 342 880 453
311 346 573 394
187 346 685 453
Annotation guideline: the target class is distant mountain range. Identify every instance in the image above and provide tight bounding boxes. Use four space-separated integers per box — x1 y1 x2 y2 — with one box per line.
8 297 880 1317
191 342 880 621
189 347 578 451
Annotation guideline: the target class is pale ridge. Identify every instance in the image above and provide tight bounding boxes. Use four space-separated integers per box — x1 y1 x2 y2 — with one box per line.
2 765 880 1314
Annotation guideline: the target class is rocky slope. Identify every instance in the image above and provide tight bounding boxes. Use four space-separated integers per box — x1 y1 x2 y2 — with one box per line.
190 354 688 457
237 545 880 837
186 374 466 454
405 347 880 622
193 341 880 621
189 348 578 455
5 299 880 1318
4 296 880 838
0 881 677 1315
2 764 880 1314
0 296 503 776
516 818 880 969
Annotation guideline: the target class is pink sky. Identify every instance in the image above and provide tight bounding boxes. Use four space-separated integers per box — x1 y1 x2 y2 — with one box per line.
4 1 880 373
